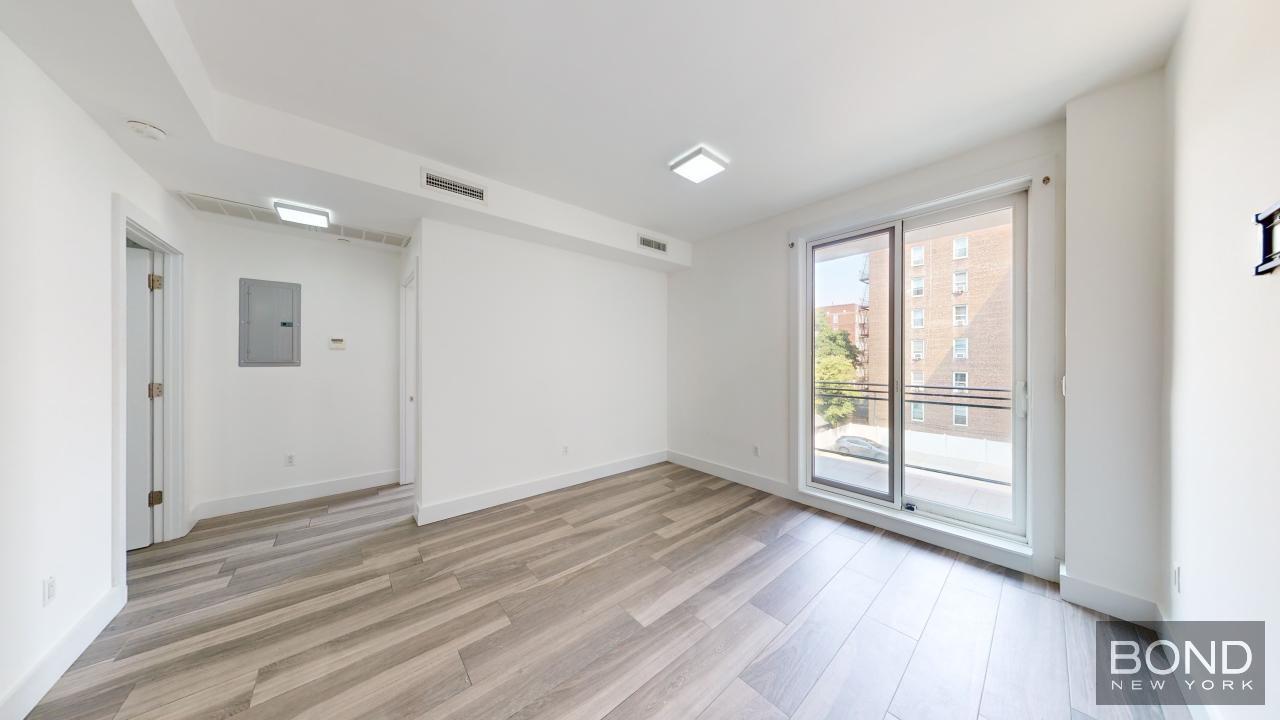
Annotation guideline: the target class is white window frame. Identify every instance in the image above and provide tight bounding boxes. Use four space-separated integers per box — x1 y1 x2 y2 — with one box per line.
953 270 968 294
952 405 969 426
911 370 924 386
953 304 969 326
910 402 925 422
953 235 969 259
911 276 925 297
953 337 969 359
911 308 925 328
911 338 925 360
953 371 968 389
910 245 925 267
793 173 1048 559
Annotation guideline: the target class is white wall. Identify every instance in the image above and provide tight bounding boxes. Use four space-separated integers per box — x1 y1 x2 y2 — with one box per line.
1061 71 1167 620
410 218 669 522
185 217 402 519
0 27 192 717
1165 1 1279 715
668 124 1066 578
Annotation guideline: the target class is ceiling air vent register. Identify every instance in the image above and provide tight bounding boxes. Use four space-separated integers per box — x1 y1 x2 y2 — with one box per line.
177 192 412 248
421 169 486 202
638 235 668 253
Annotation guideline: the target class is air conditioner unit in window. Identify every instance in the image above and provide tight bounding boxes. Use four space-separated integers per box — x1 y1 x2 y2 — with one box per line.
912 352 924 361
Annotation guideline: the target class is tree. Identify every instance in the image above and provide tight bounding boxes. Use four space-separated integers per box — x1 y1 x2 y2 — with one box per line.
814 313 862 430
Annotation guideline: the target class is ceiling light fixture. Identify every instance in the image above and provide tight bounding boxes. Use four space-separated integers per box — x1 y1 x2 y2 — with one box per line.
274 201 331 228
670 145 727 184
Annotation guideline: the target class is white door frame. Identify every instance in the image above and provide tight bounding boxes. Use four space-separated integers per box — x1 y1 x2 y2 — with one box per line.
399 260 420 486
111 195 186 588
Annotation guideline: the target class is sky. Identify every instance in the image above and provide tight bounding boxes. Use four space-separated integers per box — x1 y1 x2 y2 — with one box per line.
814 254 870 307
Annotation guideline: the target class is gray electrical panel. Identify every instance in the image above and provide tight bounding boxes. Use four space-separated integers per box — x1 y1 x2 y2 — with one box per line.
239 278 301 366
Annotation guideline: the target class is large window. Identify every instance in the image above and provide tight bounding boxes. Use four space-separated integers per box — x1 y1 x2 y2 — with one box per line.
807 191 1027 535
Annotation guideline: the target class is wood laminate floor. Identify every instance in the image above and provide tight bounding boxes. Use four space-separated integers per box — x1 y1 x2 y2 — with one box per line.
31 463 1188 720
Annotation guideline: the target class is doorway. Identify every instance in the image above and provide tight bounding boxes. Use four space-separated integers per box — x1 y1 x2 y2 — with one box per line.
125 240 163 550
805 190 1028 537
400 264 419 486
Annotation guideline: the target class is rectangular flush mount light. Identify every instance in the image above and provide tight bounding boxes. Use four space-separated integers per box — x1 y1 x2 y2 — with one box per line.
274 201 330 228
670 145 727 183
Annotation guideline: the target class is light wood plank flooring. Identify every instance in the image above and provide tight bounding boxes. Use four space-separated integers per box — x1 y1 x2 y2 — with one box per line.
31 462 1184 720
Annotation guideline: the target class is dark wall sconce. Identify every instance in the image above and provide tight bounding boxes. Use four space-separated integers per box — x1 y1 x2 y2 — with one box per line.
1255 201 1280 275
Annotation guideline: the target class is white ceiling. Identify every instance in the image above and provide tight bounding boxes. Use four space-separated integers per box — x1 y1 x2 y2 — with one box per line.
174 0 1187 240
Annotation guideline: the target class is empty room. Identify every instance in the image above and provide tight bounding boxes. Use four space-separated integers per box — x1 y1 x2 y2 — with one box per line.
1 0 1276 718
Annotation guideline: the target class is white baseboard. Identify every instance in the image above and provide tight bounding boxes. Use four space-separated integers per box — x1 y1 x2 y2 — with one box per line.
666 451 791 495
1059 562 1162 627
190 469 398 525
414 452 668 526
1 584 127 720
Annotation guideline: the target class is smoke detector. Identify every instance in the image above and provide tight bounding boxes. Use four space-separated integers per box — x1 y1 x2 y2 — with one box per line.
125 120 167 141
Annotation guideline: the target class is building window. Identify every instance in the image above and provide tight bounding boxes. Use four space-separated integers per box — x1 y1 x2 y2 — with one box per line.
953 371 968 390
911 338 925 360
953 405 969 426
953 304 968 326
910 245 925 267
911 308 925 328
953 270 968 294
911 370 924 386
953 337 968 359
953 236 969 259
911 276 925 297
911 402 925 422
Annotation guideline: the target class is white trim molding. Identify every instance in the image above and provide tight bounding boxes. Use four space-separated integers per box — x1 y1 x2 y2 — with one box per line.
415 452 668 526
190 470 399 524
1058 561 1162 628
0 585 127 720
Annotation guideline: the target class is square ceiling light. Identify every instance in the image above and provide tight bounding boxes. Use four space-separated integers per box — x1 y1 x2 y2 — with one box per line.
670 145 727 183
274 201 331 228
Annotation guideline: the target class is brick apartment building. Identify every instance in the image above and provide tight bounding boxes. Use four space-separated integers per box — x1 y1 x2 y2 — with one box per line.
818 207 1013 443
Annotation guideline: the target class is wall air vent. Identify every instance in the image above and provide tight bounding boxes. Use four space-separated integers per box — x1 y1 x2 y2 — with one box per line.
638 235 668 253
421 169 486 202
176 192 412 248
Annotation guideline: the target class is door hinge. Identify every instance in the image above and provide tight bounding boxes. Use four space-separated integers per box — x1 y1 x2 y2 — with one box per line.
148 490 163 507
148 382 163 399
148 273 163 291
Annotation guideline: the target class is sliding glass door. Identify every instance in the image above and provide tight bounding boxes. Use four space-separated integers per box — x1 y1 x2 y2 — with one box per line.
808 192 1027 535
810 225 896 503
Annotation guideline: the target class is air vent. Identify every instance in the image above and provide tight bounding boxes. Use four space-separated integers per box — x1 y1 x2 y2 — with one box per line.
176 192 412 248
638 235 668 253
421 169 485 202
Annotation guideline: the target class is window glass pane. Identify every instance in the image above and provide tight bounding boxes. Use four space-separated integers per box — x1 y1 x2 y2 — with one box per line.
910 245 925 266
903 206 1013 520
813 229 891 500
911 308 924 328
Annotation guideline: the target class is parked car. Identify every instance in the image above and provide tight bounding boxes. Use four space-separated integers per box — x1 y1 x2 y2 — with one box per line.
835 436 889 463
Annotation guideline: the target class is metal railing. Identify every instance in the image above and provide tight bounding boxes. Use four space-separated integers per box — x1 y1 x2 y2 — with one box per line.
814 380 1012 411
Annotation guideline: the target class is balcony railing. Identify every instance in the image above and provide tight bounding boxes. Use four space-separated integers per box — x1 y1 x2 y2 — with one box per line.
814 380 1013 410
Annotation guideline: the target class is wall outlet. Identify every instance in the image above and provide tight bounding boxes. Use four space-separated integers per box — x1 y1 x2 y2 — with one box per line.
42 576 56 607
752 444 760 458
561 446 569 456
285 453 296 467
